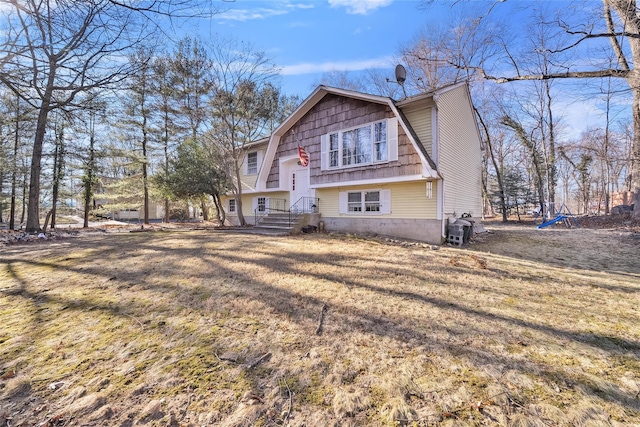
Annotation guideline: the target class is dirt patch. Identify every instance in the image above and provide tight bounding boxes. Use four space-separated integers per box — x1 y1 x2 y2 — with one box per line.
1 228 639 426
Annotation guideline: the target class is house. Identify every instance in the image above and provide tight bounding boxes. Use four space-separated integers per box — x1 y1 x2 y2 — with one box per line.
88 176 200 222
223 82 483 244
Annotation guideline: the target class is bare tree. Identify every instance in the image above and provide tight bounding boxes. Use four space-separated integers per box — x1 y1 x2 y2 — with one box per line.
0 0 217 232
124 48 156 225
0 0 152 231
206 39 280 226
502 116 547 212
469 1 640 217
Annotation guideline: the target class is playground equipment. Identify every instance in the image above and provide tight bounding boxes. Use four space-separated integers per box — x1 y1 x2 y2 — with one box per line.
535 202 580 229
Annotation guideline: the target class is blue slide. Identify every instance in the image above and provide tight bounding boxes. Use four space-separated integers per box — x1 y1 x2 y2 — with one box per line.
536 214 567 229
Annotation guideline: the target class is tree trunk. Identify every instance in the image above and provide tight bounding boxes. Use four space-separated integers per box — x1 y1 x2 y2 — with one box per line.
200 199 209 221
632 86 640 218
83 128 96 228
50 123 65 230
42 209 53 232
142 131 149 225
212 192 225 225
9 102 19 230
0 172 4 223
163 112 170 223
164 199 170 223
234 157 247 226
545 79 557 211
26 95 53 232
51 137 59 230
21 159 27 225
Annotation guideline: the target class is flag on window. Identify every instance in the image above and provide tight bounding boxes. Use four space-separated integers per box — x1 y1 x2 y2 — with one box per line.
298 145 309 167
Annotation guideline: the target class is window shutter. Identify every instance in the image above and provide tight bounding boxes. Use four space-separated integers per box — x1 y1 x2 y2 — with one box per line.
265 197 270 209
320 134 328 171
243 153 248 175
387 118 398 162
381 189 391 214
338 191 348 214
252 197 258 212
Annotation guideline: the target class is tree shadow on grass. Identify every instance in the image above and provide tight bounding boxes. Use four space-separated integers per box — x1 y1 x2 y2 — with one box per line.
2 231 640 418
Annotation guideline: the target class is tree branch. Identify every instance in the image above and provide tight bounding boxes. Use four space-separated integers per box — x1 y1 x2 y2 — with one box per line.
480 68 629 83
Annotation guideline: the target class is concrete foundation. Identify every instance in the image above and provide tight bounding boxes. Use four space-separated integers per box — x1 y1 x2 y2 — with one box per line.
322 217 445 244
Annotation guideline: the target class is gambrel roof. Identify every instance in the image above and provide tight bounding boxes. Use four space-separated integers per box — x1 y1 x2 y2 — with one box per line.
256 84 468 191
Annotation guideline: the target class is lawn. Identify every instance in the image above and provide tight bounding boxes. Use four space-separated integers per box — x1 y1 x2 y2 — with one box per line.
1 225 639 426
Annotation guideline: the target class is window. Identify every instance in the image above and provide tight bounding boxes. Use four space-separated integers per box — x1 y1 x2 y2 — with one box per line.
329 133 339 167
348 191 381 212
374 121 387 162
257 197 266 212
364 191 380 212
321 118 397 170
342 126 372 166
247 152 258 174
348 192 362 212
228 199 236 213
339 189 391 215
426 181 433 199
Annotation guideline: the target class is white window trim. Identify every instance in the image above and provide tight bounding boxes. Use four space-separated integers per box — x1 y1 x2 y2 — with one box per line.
339 189 391 215
245 150 262 175
228 198 236 213
321 118 398 171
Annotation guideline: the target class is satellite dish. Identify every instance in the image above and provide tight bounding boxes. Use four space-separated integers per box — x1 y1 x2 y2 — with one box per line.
395 64 407 85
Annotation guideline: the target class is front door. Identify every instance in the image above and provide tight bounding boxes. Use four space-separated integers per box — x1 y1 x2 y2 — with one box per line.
290 167 311 212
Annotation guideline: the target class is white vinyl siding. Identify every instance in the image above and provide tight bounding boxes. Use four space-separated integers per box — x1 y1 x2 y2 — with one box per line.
321 118 398 170
403 106 432 157
436 86 483 217
222 191 289 225
321 181 436 219
239 145 267 191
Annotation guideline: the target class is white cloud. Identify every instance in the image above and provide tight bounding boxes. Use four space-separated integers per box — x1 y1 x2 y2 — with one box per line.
216 7 288 21
328 0 393 15
215 3 314 22
281 56 393 75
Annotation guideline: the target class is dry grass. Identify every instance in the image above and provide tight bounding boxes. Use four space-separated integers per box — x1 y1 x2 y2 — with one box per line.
1 225 639 426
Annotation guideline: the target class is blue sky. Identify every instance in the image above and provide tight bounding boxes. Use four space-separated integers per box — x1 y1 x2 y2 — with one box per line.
194 0 446 98
174 0 630 137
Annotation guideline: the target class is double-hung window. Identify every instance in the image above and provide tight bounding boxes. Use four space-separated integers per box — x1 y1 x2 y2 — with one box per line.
340 189 390 215
347 192 362 212
228 199 236 213
321 118 397 170
247 152 258 174
347 191 381 212
364 191 381 212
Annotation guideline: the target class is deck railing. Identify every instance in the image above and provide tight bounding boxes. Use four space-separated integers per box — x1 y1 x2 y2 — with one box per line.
254 198 287 226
